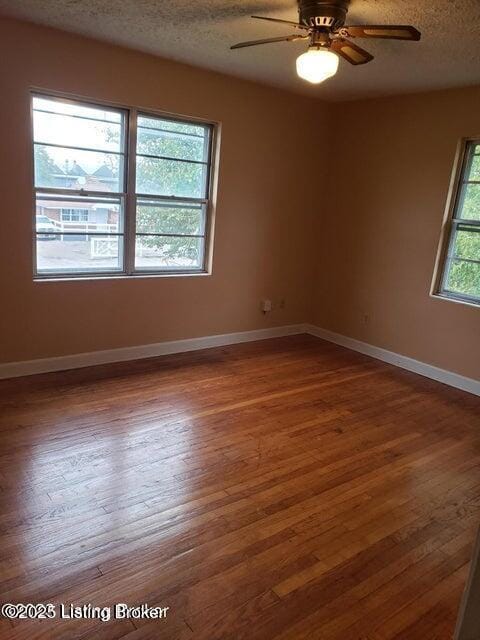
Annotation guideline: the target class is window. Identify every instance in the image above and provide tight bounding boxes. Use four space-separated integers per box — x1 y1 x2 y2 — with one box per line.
436 139 480 305
32 94 215 278
61 209 89 222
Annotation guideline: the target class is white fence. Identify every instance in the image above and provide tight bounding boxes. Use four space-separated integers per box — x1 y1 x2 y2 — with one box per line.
47 220 119 259
50 220 118 235
90 237 118 258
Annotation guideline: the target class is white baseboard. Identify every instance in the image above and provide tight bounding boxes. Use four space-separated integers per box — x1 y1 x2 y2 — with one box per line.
0 324 306 380
304 324 480 397
1 323 478 397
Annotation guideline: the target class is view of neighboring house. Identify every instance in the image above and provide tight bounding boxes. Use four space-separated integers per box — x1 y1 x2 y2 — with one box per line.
36 160 120 236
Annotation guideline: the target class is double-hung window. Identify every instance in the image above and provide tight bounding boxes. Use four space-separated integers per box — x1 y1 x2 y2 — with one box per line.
32 94 215 278
435 139 480 305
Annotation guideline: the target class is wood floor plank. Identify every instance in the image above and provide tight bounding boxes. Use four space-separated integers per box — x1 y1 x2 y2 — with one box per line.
0 334 478 639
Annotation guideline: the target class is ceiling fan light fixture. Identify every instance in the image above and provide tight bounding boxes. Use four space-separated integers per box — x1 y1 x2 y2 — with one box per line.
296 47 339 84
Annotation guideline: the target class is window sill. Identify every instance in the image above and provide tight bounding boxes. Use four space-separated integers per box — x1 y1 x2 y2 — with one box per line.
431 292 480 309
33 271 211 283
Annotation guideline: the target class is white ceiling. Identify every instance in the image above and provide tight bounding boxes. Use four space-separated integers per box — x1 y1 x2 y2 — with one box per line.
1 0 480 101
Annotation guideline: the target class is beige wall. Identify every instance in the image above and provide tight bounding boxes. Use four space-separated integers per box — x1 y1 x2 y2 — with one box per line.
0 17 478 382
0 17 328 363
313 86 480 380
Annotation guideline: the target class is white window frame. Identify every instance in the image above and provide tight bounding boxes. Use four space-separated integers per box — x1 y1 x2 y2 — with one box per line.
432 137 480 307
31 91 218 279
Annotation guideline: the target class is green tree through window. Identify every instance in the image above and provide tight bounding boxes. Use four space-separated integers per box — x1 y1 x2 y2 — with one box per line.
135 116 210 265
441 142 480 302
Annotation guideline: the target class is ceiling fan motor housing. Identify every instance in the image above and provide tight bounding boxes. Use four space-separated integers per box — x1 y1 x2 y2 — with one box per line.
297 0 349 30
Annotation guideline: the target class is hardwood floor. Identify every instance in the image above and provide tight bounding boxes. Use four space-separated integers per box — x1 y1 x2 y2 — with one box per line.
0 334 479 640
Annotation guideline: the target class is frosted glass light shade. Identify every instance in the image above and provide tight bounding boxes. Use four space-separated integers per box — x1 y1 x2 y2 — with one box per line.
296 48 339 84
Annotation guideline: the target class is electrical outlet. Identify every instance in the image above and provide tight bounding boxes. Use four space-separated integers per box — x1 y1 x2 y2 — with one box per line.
261 299 272 313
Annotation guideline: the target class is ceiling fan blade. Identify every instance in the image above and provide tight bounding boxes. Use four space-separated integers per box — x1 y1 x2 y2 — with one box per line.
331 38 374 65
231 34 308 50
342 25 421 41
251 15 310 31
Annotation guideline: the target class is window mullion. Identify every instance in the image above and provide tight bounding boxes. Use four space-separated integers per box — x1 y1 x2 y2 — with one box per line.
124 108 138 276
35 187 125 199
452 219 480 229
135 193 208 204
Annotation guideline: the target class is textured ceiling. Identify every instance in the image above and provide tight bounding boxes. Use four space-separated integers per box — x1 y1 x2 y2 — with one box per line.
1 0 480 100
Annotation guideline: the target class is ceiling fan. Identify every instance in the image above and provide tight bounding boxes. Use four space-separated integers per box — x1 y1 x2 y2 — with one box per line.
230 0 421 84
